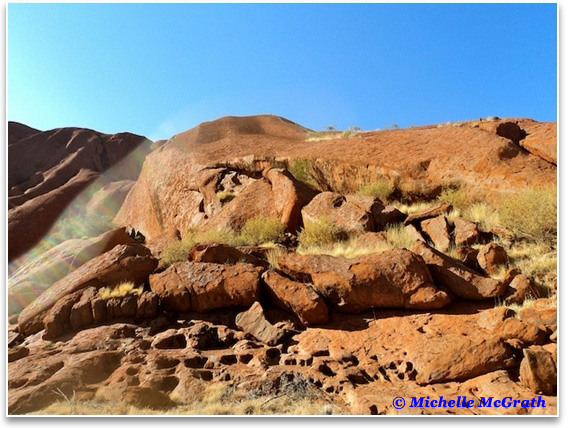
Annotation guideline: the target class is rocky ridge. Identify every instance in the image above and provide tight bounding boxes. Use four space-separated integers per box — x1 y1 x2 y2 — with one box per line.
7 115 557 415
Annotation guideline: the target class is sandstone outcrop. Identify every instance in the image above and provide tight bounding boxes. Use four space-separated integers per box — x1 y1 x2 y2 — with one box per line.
301 192 379 233
262 271 329 326
18 244 158 335
149 262 262 312
277 250 450 312
413 241 506 300
8 228 136 315
420 215 451 252
8 123 152 261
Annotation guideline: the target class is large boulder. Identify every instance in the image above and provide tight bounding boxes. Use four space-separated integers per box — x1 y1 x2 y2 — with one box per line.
277 250 450 313
454 217 480 247
294 308 518 387
420 215 451 251
519 121 557 165
263 167 318 231
189 242 269 268
262 270 329 326
42 287 159 339
412 241 506 300
235 301 289 346
18 244 158 335
520 346 557 395
477 243 509 275
301 192 380 233
149 262 262 312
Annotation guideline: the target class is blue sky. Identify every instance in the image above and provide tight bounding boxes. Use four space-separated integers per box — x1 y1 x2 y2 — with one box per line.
8 3 557 141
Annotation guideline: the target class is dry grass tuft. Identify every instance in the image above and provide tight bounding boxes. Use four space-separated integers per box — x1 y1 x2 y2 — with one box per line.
161 233 196 266
356 179 395 201
99 282 143 300
216 190 235 204
385 224 417 250
265 246 287 270
495 185 557 244
237 216 284 246
438 187 476 211
297 217 348 251
31 378 342 415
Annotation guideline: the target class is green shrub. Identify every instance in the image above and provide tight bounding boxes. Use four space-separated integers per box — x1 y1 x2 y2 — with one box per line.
496 185 557 244
237 216 284 246
161 234 196 266
195 227 238 246
288 158 317 188
298 217 347 250
437 187 475 211
356 179 395 200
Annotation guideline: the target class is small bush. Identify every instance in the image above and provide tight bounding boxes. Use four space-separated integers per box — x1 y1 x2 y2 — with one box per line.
195 227 238 246
356 179 395 200
437 187 475 211
463 202 500 229
216 191 235 204
495 185 556 244
288 158 318 188
265 247 287 270
162 234 196 266
385 224 416 250
298 217 347 250
237 216 284 246
99 281 143 300
341 130 352 139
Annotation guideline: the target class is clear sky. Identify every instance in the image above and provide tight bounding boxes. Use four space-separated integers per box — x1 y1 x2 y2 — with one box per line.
8 2 557 141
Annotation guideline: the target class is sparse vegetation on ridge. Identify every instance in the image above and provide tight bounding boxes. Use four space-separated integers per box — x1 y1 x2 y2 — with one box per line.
356 179 395 201
297 217 348 251
495 184 557 244
161 217 284 265
288 157 318 188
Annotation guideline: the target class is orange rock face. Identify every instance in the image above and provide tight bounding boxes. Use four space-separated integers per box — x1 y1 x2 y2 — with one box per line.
277 250 450 312
18 244 158 335
8 123 152 261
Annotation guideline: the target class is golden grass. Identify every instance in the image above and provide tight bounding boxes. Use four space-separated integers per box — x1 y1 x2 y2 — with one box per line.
99 282 143 300
31 382 342 415
437 187 476 211
297 217 347 250
306 131 343 142
161 233 196 266
385 224 417 250
463 202 501 230
356 179 395 201
237 216 284 246
390 201 435 215
495 184 557 244
298 235 390 258
216 190 235 204
161 217 284 266
506 241 557 293
265 246 287 270
297 223 416 257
